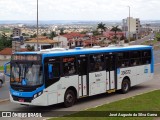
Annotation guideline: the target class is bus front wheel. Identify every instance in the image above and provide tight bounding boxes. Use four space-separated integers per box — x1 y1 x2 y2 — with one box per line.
64 90 76 107
121 79 130 94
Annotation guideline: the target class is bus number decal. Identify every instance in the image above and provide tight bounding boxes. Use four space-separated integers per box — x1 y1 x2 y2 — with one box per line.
121 70 131 75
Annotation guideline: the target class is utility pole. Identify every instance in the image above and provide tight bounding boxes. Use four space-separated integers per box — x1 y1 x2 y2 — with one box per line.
36 0 39 51
128 6 131 43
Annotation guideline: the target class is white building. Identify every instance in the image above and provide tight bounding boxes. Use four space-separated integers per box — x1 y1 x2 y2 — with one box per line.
53 32 88 49
53 36 68 48
122 17 141 39
21 36 61 51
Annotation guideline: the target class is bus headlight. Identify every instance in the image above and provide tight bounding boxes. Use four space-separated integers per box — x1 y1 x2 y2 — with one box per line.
33 91 43 99
34 94 38 99
38 91 42 96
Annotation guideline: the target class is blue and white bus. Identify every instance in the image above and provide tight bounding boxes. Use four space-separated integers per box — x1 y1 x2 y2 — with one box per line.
4 45 154 107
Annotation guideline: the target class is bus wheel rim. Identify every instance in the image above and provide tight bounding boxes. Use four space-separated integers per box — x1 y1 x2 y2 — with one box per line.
124 82 128 91
66 94 73 103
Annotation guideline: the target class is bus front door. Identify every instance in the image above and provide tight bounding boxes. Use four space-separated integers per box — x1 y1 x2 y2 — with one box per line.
106 55 116 91
78 57 88 97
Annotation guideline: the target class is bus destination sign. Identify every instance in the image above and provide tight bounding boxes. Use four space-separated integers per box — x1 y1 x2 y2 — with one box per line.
12 55 41 61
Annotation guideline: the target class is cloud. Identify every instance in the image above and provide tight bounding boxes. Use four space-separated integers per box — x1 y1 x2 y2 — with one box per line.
0 0 160 20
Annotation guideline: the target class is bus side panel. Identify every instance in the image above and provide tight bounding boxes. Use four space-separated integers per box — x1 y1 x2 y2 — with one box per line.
117 67 137 90
44 75 78 105
117 65 153 90
89 71 106 96
136 65 152 84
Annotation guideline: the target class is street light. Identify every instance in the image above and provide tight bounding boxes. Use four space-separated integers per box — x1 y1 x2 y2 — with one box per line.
127 6 131 43
36 0 39 51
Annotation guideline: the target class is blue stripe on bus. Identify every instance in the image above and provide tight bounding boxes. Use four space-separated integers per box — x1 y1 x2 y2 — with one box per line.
10 85 45 98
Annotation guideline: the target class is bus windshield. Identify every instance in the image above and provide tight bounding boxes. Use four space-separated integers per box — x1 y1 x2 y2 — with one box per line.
11 63 43 86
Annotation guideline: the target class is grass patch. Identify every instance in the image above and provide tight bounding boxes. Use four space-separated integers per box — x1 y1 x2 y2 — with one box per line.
0 65 10 71
49 90 160 120
141 39 158 45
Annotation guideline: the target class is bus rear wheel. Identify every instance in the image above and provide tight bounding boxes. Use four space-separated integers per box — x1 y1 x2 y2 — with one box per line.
121 79 130 94
64 90 76 107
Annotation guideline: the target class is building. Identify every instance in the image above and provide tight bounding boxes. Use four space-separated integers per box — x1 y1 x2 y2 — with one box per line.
122 17 141 39
0 48 29 60
103 31 125 40
13 28 22 37
0 48 12 60
21 36 61 50
53 32 88 49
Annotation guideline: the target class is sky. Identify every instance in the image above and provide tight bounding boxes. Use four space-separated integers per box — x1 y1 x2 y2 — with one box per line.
0 0 160 21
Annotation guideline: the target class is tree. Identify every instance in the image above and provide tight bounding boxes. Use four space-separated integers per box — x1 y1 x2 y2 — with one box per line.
92 30 101 36
0 32 12 50
22 33 29 36
49 31 56 39
30 34 37 38
97 22 107 34
60 28 65 35
42 33 47 36
26 44 35 51
110 25 122 43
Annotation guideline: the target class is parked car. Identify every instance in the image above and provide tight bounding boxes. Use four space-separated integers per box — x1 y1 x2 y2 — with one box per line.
0 73 5 87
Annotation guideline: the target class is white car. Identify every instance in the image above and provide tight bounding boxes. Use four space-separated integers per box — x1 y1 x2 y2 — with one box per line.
0 73 5 87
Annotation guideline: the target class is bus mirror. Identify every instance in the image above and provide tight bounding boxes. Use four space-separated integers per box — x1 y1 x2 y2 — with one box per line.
4 62 11 77
48 64 53 79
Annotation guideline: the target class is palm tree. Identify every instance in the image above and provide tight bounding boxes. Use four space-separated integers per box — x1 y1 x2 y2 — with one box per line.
110 26 122 43
97 22 107 34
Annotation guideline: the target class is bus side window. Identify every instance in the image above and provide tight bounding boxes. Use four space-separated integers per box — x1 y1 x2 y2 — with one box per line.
130 51 141 66
117 52 130 68
48 64 53 79
90 54 104 72
63 57 76 76
141 50 151 65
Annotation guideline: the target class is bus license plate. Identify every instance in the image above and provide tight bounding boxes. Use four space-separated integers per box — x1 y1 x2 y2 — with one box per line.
19 99 24 102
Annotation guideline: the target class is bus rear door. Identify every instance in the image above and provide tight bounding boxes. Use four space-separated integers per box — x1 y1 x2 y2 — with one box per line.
106 54 116 91
78 56 88 97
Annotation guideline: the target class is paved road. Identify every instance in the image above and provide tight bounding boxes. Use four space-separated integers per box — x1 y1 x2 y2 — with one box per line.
0 76 9 100
130 33 155 45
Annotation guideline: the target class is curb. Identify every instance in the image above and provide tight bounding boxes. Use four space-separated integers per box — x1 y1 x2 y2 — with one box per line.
0 99 9 103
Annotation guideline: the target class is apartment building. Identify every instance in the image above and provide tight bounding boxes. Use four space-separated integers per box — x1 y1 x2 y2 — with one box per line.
13 28 21 37
122 17 141 39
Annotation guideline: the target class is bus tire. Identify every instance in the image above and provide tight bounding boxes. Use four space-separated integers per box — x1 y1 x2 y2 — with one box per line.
121 79 130 94
64 89 76 107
